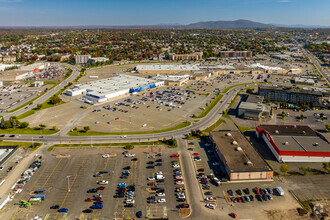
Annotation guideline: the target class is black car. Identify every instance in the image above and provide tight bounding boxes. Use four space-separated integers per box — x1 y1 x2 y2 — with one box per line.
125 203 133 207
204 191 213 195
83 209 93 213
241 196 245 203
146 165 155 169
177 198 186 202
50 205 59 209
147 161 154 164
9 135 15 137
249 195 254 201
236 189 242 195
136 211 142 218
255 194 262 202
262 194 269 201
244 188 250 194
156 153 162 156
155 159 162 162
122 151 128 154
0 134 5 137
131 158 138 161
123 166 131 170
87 189 98 193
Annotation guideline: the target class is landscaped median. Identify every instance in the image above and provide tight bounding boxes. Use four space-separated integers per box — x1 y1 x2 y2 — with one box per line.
0 127 59 135
0 141 42 151
47 140 174 151
222 82 270 93
179 208 192 218
67 121 191 136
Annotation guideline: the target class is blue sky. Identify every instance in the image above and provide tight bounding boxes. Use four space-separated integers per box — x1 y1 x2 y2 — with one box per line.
0 0 329 26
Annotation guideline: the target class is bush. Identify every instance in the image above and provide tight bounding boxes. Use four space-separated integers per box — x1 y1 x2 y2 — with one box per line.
124 144 134 150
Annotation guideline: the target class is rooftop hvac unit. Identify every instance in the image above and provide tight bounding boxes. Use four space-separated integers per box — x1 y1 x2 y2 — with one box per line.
226 133 232 136
302 131 306 134
235 147 242 151
275 130 279 134
232 141 238 145
245 161 252 165
283 142 289 145
314 143 319 147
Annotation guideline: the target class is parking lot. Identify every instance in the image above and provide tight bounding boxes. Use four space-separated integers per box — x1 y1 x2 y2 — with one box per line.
3 146 189 219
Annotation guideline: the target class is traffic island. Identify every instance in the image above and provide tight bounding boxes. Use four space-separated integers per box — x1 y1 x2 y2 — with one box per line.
179 207 192 218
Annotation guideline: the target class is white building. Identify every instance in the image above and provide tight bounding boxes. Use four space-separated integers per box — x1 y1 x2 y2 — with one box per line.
75 55 91 64
66 74 164 104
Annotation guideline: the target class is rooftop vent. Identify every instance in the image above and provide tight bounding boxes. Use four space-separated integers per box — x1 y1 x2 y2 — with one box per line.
245 161 253 165
226 133 232 137
283 142 289 145
314 143 319 147
275 130 279 134
302 131 306 135
232 141 238 145
236 147 242 151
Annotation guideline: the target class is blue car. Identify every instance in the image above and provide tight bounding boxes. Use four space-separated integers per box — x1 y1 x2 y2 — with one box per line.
156 163 162 166
58 208 68 213
90 204 103 209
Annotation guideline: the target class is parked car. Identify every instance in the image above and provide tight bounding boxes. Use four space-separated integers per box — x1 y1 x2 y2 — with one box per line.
157 199 166 203
205 204 215 209
229 213 237 218
58 208 68 213
83 209 93 213
171 154 180 157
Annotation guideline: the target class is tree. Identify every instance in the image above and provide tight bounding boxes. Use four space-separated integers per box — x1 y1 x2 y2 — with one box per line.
281 111 285 120
3 120 12 129
49 96 62 105
39 124 46 130
52 125 57 130
20 122 29 128
326 124 330 131
36 104 42 110
280 164 290 175
0 117 5 128
83 126 90 132
322 162 330 173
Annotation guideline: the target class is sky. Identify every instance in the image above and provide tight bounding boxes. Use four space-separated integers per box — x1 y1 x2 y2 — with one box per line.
0 0 329 26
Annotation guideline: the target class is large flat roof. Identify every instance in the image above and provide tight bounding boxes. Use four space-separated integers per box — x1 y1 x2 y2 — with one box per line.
69 74 161 97
210 131 272 172
257 124 318 136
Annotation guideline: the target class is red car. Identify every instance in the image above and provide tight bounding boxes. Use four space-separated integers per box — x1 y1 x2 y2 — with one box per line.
115 117 119 120
236 197 241 203
229 213 237 218
197 168 205 172
171 154 180 158
254 187 260 194
176 179 183 182
85 198 93 202
97 187 105 190
93 197 102 201
201 178 208 182
192 153 199 156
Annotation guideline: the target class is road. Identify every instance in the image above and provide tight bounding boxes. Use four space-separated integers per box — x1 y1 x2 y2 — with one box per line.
2 64 80 120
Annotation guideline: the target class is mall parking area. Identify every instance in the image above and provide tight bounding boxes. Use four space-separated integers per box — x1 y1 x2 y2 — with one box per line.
3 146 185 220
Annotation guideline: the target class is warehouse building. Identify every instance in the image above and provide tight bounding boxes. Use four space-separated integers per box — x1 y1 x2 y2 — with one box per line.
209 131 273 181
135 64 200 74
256 124 330 162
238 94 274 120
65 74 164 104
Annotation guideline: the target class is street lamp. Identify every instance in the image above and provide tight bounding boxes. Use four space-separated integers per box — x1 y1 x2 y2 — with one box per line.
66 176 71 192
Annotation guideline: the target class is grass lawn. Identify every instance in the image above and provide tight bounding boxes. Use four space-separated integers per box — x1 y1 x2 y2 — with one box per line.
47 141 168 151
0 141 42 151
238 126 255 133
0 128 59 135
68 121 191 136
202 119 226 132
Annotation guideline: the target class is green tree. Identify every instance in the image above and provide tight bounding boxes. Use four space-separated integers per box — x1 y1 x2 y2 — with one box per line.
3 120 12 129
52 125 57 130
0 117 5 128
49 96 62 105
326 124 330 130
36 104 42 109
281 111 285 120
280 164 290 175
83 126 90 132
20 122 29 128
246 88 253 94
39 124 46 130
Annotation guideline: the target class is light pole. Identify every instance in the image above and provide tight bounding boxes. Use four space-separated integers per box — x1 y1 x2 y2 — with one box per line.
66 176 71 192
32 137 34 149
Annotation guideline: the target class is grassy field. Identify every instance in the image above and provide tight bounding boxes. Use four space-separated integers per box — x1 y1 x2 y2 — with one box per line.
0 127 59 135
238 126 255 133
202 119 226 132
47 141 167 151
68 121 191 136
0 141 42 151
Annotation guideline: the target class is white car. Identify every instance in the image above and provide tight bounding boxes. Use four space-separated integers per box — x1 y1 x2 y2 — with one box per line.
212 162 220 166
156 171 163 175
156 193 165 197
126 199 135 203
125 154 135 157
157 199 166 203
176 192 185 196
205 197 216 201
176 181 184 185
147 177 155 181
178 194 186 199
175 175 183 179
173 165 180 168
205 204 215 209
194 158 201 161
102 154 110 158
98 180 109 185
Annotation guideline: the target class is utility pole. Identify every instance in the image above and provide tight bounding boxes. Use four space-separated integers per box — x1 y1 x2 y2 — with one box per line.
67 176 71 192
